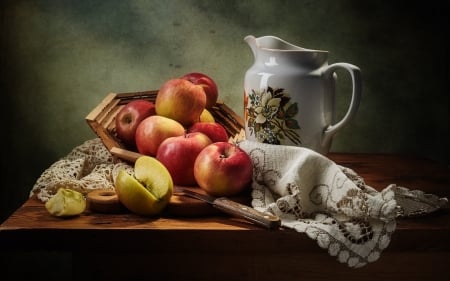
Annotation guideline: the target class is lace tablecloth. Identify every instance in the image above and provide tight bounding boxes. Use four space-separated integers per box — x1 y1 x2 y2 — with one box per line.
30 138 448 268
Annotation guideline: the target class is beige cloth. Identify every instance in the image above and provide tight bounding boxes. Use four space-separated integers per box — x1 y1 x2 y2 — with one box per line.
30 138 130 201
31 138 448 268
238 140 447 267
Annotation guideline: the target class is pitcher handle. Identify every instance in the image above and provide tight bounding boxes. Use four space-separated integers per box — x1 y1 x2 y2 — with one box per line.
322 63 362 146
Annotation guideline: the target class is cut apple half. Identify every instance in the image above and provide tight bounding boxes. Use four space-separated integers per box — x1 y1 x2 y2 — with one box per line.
115 156 173 216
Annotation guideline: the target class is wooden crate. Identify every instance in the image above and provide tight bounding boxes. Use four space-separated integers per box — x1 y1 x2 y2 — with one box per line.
86 90 245 162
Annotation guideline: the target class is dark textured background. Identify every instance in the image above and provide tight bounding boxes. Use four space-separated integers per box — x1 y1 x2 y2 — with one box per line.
1 0 448 223
0 1 448 279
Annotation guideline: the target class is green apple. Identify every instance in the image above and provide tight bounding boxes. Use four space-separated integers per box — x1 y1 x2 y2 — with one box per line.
114 156 173 216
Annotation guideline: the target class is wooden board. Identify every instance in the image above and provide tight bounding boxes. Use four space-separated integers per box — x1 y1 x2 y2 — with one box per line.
86 185 251 217
167 186 251 217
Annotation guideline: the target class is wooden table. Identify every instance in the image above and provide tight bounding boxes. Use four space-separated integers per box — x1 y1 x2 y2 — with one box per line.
1 153 449 281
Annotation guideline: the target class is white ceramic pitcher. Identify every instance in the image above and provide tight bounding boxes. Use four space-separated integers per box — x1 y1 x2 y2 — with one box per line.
243 35 361 154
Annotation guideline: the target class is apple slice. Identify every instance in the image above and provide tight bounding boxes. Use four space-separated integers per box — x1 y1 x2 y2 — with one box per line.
115 156 173 216
45 188 86 217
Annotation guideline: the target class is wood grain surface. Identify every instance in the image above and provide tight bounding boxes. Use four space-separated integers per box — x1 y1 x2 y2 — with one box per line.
1 153 449 281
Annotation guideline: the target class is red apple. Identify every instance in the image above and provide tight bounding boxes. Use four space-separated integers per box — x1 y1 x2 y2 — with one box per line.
181 72 218 109
194 142 253 197
115 99 156 147
155 78 206 126
156 132 212 186
135 115 185 156
187 122 228 143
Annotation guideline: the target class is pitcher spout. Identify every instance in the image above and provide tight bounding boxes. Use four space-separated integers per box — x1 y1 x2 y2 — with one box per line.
244 35 328 68
244 35 258 57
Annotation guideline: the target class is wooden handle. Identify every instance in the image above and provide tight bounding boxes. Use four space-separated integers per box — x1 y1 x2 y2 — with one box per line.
213 197 281 229
110 147 143 163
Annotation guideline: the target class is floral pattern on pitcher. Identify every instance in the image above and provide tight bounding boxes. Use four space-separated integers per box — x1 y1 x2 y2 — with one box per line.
245 86 301 145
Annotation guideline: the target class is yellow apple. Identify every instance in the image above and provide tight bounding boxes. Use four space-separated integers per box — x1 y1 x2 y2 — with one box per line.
199 108 215 122
114 156 173 216
155 78 206 126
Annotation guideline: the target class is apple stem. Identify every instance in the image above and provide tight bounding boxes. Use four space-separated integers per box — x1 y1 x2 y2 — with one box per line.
220 146 235 158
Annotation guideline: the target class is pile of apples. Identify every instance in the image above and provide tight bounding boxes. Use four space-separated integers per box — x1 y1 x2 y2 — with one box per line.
114 72 253 202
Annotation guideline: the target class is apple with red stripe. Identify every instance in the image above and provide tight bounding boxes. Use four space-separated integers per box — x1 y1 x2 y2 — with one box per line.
115 99 156 148
181 72 218 109
187 122 228 143
194 142 253 197
156 132 212 186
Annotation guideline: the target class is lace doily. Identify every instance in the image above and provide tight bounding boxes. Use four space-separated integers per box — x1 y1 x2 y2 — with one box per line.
30 138 448 268
30 138 132 202
238 140 448 268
